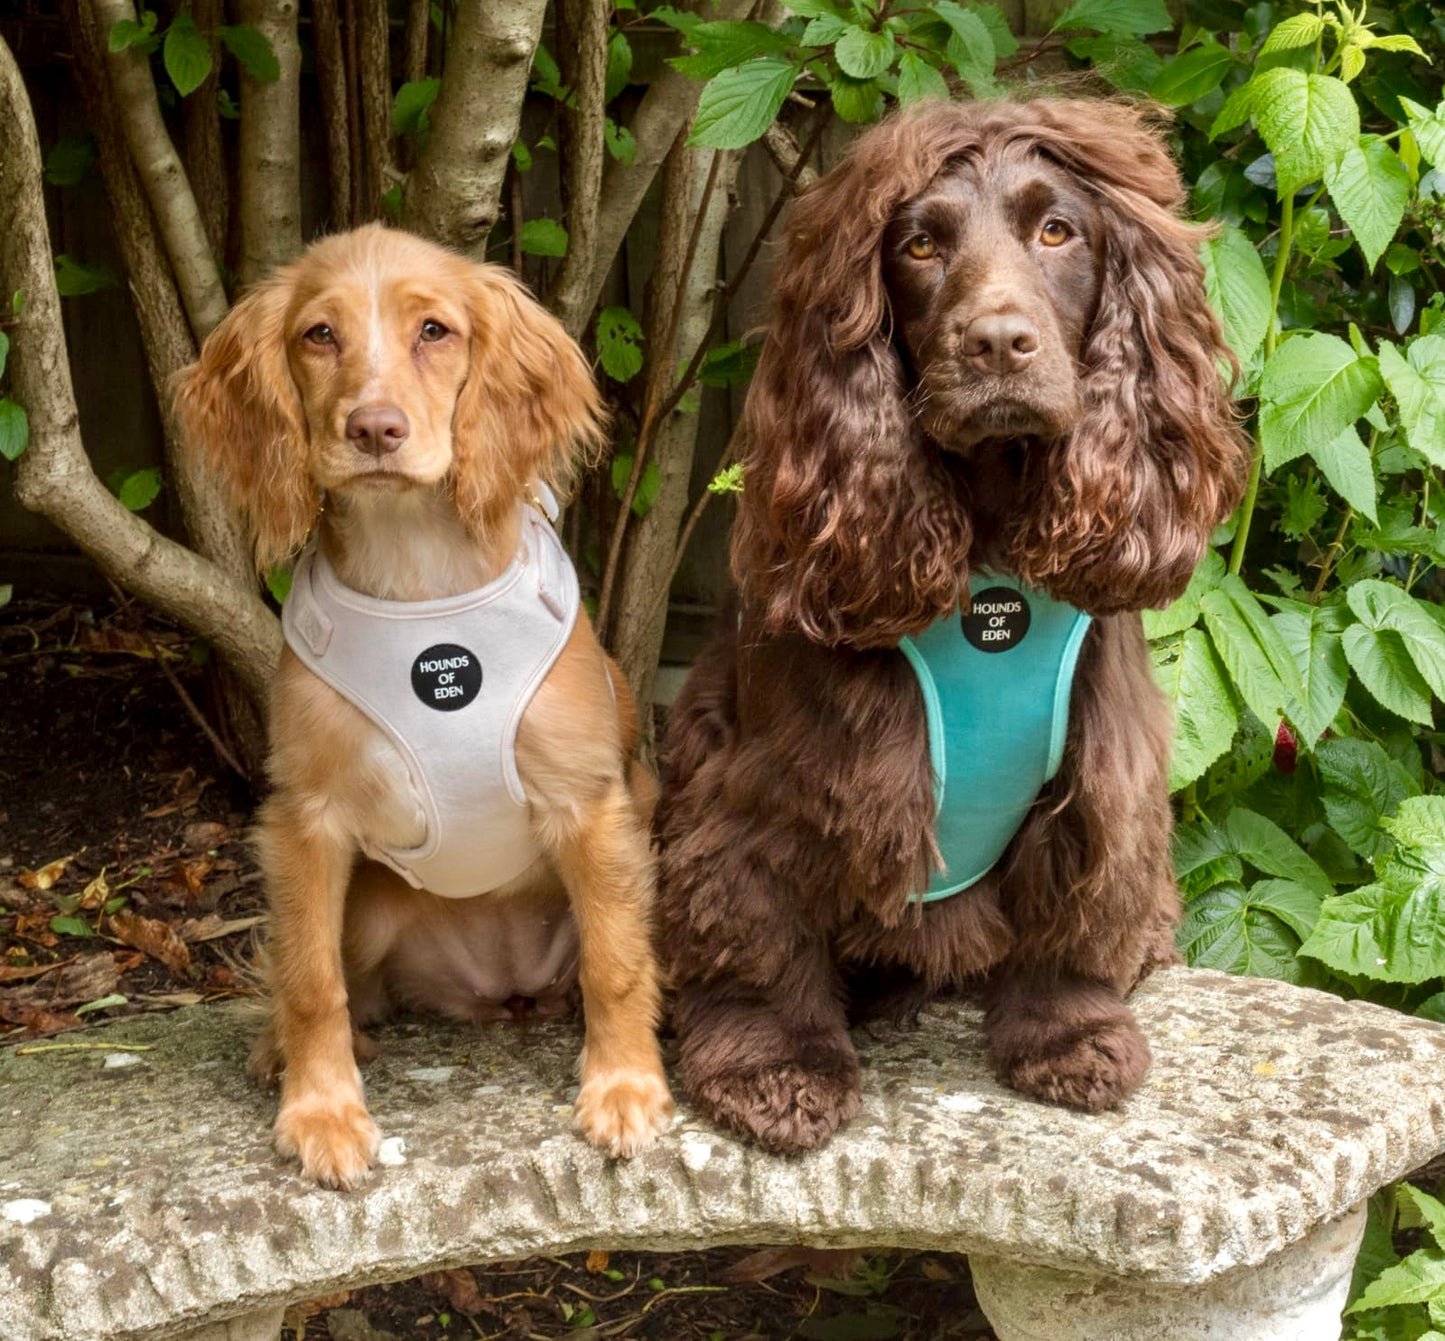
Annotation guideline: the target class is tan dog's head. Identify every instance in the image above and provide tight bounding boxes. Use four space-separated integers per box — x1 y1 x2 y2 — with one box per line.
175 224 605 573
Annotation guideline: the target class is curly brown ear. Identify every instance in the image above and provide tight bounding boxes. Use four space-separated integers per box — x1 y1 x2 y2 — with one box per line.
173 278 315 575
1007 102 1251 612
451 265 606 534
731 108 975 648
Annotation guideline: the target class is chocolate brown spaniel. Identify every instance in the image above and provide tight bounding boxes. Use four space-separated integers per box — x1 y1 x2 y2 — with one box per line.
654 98 1249 1153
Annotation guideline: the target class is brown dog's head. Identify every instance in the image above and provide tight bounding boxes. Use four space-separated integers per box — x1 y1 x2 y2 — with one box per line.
174 224 605 573
732 99 1249 645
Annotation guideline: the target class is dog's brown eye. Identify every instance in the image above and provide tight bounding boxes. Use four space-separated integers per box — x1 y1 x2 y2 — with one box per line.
1039 219 1071 247
906 233 937 260
419 320 448 342
304 324 335 345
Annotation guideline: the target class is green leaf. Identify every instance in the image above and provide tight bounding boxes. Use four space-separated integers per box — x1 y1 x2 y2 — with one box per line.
1200 225 1271 363
604 118 636 165
117 467 163 512
1251 68 1358 196
511 139 532 172
1378 336 1445 469
690 60 796 149
1258 333 1382 474
834 26 896 78
0 329 7 380
518 218 568 257
697 340 760 388
829 73 884 124
1152 628 1238 791
1384 797 1445 852
1199 574 1305 730
1314 736 1422 859
1150 42 1233 107
1049 0 1171 35
1401 1186 1445 1249
1311 426 1377 523
45 133 97 188
1401 98 1445 172
392 78 440 135
610 454 662 517
1347 579 1445 700
74 992 127 1016
108 10 157 52
782 0 845 16
670 22 794 80
531 42 565 99
605 31 633 102
265 566 292 604
1301 882 1395 979
1271 605 1348 744
50 915 92 938
0 398 29 462
1343 624 1434 725
1178 882 1307 981
964 2 1017 57
708 462 745 494
1210 81 1256 139
1324 137 1410 271
54 254 118 297
1144 549 1224 641
802 13 849 43
932 3 996 82
1258 12 1325 53
217 23 279 81
1224 806 1334 903
164 11 213 97
596 306 644 384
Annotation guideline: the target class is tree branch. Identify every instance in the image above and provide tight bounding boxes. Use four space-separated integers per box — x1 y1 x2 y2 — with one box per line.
312 0 353 229
403 0 430 83
580 0 753 320
1 33 281 711
401 0 548 254
234 0 302 284
182 0 228 257
358 0 392 220
547 0 609 337
91 0 228 340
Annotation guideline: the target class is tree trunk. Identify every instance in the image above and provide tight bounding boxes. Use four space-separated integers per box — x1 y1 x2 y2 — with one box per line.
312 0 352 229
401 0 547 254
1 33 281 720
183 0 229 258
610 143 740 714
235 0 302 285
357 0 392 220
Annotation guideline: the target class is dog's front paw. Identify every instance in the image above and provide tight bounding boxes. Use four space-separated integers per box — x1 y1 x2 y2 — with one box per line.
695 1059 862 1154
574 1068 674 1157
1003 1015 1151 1112
274 1097 380 1189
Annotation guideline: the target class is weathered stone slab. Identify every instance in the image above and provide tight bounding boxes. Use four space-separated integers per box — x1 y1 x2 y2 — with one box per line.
3 967 1444 1341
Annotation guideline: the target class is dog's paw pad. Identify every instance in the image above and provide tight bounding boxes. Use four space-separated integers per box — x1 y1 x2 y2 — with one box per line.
697 1061 862 1154
1007 1018 1151 1113
274 1100 381 1189
574 1069 674 1158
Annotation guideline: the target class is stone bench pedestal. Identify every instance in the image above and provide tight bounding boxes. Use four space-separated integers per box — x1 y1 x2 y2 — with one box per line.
4 968 1444 1341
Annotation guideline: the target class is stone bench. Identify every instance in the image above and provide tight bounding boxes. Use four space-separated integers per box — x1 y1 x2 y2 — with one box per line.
3 966 1443 1341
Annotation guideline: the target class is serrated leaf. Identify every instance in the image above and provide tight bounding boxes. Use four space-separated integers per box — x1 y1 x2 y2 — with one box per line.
1324 137 1410 271
802 13 849 43
1378 336 1445 469
1152 628 1239 791
1347 579 1445 699
1151 42 1233 107
1259 12 1324 53
834 26 896 78
1258 332 1382 473
606 30 632 102
1144 549 1224 641
964 2 1017 57
604 118 636 165
0 398 29 462
1401 1186 1445 1249
164 12 213 97
1200 574 1305 731
108 11 156 52
610 454 661 517
117 467 163 512
1178 882 1306 981
518 218 568 257
896 50 949 105
1401 98 1445 172
1210 80 1256 138
1343 623 1433 724
1251 68 1358 196
1224 806 1335 903
671 22 794 80
690 60 796 149
1315 736 1422 858
392 78 440 135
1200 225 1271 363
1271 606 1348 744
595 306 644 384
1049 0 1171 35
1384 797 1445 851
829 73 883 124
698 340 760 388
932 3 995 81
1310 425 1377 523
218 23 279 81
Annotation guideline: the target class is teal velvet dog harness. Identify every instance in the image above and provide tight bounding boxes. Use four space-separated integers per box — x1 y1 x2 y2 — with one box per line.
900 576 1092 901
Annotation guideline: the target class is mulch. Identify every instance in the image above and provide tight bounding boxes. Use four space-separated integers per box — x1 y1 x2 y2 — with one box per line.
0 589 994 1340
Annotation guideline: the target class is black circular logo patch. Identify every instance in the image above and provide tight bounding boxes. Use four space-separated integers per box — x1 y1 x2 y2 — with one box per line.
962 587 1031 653
411 643 482 711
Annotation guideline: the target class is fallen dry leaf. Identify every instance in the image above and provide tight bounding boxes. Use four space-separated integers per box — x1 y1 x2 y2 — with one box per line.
420 1268 485 1316
5 955 120 1010
108 911 191 975
721 1246 861 1285
0 958 72 984
176 914 264 944
12 914 58 948
918 1257 956 1282
585 1249 610 1275
77 871 110 912
18 856 72 891
281 1291 351 1334
0 998 82 1034
182 821 230 851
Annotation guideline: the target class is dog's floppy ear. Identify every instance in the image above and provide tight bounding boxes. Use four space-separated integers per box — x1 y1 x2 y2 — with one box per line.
732 107 975 648
1007 101 1250 613
173 277 316 574
450 265 606 533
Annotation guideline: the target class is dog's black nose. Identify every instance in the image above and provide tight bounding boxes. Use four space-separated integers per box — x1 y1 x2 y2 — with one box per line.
346 404 410 456
963 313 1040 376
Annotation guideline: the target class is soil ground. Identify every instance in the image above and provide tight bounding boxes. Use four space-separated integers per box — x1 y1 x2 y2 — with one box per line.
0 590 995 1341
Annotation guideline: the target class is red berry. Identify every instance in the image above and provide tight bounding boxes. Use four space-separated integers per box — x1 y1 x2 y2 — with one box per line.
1274 721 1298 774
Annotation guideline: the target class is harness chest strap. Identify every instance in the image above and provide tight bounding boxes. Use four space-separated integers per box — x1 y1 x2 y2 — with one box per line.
281 493 579 898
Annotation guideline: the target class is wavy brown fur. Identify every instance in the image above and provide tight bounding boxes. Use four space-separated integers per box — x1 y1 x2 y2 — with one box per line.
656 98 1247 1153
